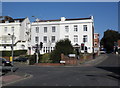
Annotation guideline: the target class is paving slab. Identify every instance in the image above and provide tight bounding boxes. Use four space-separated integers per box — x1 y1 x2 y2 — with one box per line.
1 72 32 86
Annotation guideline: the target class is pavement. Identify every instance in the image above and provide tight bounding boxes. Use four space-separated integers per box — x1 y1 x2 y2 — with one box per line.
80 54 108 66
0 54 110 87
1 67 32 87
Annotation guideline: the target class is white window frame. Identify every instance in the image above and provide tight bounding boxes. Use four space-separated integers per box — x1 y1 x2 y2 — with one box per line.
65 26 69 32
74 25 78 32
36 27 39 33
51 36 55 43
83 25 87 31
83 35 88 42
43 36 47 43
11 27 14 32
74 35 78 42
44 27 47 33
4 27 7 33
65 35 69 39
52 26 56 32
35 36 39 43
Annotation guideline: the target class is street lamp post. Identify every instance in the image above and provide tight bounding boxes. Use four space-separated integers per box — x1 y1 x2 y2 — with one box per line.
83 40 86 59
8 32 15 66
36 44 39 63
32 16 39 63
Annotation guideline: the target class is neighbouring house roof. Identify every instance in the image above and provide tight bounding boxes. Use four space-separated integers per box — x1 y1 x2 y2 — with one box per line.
0 16 26 23
34 17 91 22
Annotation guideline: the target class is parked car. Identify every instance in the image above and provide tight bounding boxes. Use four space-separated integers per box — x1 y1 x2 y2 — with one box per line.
0 58 13 66
100 48 106 54
13 57 28 62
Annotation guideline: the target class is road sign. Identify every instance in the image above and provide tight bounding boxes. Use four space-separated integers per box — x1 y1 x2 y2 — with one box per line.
60 61 65 64
68 54 76 58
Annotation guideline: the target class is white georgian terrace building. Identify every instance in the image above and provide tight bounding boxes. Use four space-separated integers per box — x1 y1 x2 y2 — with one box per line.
0 16 31 55
31 16 94 54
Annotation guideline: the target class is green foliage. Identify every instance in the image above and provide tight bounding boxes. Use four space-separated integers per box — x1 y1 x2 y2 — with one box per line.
1 50 27 57
40 53 52 63
28 54 36 65
100 29 120 52
50 39 74 63
14 50 27 56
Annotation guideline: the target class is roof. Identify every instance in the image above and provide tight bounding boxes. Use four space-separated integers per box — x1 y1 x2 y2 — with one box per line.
34 17 91 22
0 16 26 23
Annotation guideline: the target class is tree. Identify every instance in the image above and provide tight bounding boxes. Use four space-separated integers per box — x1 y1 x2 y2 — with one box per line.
50 39 74 63
100 29 120 53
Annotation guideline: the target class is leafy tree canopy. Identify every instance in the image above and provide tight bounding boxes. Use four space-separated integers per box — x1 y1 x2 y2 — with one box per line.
100 29 120 53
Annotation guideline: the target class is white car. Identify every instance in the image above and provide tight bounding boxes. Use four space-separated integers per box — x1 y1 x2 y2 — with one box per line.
100 50 106 54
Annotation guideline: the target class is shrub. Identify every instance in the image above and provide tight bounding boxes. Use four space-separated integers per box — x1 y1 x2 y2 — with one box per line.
28 54 36 65
40 53 52 63
50 39 74 63
0 50 27 57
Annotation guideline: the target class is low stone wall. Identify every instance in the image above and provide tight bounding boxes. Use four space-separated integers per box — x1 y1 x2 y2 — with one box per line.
34 63 64 66
60 53 98 65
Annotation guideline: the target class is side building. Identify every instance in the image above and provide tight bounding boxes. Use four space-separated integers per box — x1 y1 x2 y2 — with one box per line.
31 16 94 54
94 33 100 53
0 16 31 55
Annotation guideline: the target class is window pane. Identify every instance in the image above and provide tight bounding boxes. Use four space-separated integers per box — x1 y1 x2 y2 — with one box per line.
11 27 14 32
83 35 87 42
74 35 78 42
4 27 7 32
83 25 87 31
44 27 47 33
35 37 39 43
74 25 78 32
52 36 55 43
36 27 39 33
52 26 56 32
65 35 69 39
65 26 69 32
43 36 47 43
43 47 45 52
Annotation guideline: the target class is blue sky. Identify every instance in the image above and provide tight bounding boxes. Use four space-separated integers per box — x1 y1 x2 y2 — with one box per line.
2 2 118 39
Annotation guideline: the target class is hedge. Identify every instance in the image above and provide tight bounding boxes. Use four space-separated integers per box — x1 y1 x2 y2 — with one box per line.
0 50 27 57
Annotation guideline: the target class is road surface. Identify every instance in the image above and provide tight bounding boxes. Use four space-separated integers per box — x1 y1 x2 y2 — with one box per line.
2 54 120 87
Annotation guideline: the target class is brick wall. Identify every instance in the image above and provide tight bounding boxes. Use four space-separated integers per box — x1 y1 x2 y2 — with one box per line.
118 40 120 48
61 54 78 65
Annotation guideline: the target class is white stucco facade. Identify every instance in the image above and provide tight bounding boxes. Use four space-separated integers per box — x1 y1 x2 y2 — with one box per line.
0 16 94 55
31 16 94 54
0 17 31 54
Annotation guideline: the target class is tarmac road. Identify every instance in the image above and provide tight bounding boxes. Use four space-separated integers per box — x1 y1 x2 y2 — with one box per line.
2 54 120 87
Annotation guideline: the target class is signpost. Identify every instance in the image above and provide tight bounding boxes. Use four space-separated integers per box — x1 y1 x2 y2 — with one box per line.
32 42 43 63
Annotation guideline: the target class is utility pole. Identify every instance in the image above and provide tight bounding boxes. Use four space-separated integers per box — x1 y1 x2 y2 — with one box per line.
11 33 14 65
32 16 39 63
36 44 39 63
8 32 15 66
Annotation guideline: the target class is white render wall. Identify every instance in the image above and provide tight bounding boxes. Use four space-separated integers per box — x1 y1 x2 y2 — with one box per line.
0 17 31 52
31 16 94 54
0 16 94 55
0 23 20 51
31 23 60 54
59 22 93 53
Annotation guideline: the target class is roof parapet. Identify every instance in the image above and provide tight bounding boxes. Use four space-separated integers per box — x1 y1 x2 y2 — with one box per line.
90 16 94 20
61 17 66 21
